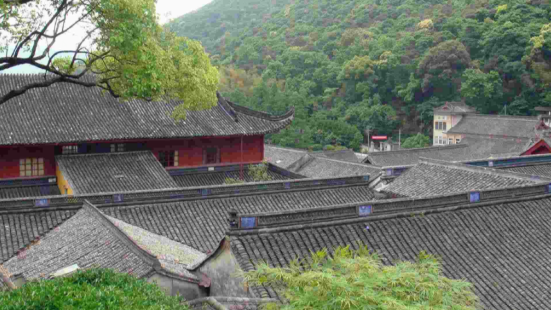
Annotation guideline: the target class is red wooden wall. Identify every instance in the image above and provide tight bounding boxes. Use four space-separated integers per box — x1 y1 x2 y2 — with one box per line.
0 145 56 179
148 135 264 167
0 135 265 179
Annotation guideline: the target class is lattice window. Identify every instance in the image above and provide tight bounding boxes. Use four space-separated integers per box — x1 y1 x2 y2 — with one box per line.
62 145 78 154
20 158 44 177
159 150 178 167
110 144 125 152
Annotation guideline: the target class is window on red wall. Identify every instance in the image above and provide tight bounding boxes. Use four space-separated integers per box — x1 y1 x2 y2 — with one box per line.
159 151 178 167
20 158 44 177
203 147 220 165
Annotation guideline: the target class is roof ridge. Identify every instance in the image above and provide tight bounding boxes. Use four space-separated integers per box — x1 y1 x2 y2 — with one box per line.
228 193 551 236
82 201 159 267
83 201 200 282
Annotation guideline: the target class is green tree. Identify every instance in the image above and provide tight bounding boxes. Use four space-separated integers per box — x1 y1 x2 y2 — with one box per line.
402 133 431 148
0 0 219 119
244 244 479 310
461 69 504 114
0 268 189 310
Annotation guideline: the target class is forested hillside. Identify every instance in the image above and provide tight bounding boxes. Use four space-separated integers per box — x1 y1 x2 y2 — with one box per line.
169 0 551 151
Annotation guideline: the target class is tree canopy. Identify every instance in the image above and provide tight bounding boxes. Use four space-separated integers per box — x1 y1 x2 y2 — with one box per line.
170 0 551 150
243 244 479 310
0 0 219 118
402 133 431 149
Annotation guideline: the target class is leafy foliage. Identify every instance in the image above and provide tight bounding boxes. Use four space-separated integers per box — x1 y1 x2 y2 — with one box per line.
224 160 273 184
402 133 431 148
243 244 479 310
170 0 551 149
0 268 189 310
0 0 219 118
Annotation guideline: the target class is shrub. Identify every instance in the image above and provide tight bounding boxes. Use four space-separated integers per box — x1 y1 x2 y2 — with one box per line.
0 268 189 310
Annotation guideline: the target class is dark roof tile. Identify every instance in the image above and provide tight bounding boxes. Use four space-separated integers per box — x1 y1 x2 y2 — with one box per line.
0 209 77 264
231 196 551 309
57 151 179 194
0 74 293 145
382 160 541 198
0 185 60 199
102 184 378 254
447 114 538 138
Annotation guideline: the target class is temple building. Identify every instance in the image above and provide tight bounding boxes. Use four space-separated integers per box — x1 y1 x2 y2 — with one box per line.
0 74 294 195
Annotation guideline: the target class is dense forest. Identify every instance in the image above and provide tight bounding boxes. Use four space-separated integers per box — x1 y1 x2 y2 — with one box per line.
169 0 551 151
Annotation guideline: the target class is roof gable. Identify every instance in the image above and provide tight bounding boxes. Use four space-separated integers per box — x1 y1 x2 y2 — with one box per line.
521 139 551 156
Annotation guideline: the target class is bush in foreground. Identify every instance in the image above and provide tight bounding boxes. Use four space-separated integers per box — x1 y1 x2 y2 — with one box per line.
0 268 189 310
244 244 479 310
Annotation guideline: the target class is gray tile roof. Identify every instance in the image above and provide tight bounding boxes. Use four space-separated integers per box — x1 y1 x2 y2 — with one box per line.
447 114 538 139
265 145 360 168
1 202 201 282
229 195 551 309
364 137 531 167
102 184 379 254
287 154 380 179
363 144 469 166
0 185 60 199
382 160 542 198
0 74 293 146
498 163 551 178
264 145 308 168
57 151 179 194
1 206 154 280
0 209 77 264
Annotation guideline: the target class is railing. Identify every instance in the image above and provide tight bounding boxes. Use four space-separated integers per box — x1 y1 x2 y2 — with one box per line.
0 175 371 211
235 182 551 229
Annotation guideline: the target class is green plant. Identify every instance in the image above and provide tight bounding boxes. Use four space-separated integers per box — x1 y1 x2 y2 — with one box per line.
0 268 189 310
244 244 479 310
402 133 431 149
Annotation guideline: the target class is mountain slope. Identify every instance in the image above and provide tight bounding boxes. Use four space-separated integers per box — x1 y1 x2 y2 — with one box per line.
169 0 551 151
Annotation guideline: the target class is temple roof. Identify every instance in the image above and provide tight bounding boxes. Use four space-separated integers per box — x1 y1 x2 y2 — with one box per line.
0 185 60 199
381 159 544 198
0 74 294 145
446 114 538 139
265 145 379 178
227 185 551 309
1 202 200 282
363 137 531 166
499 163 551 178
286 154 380 178
56 151 179 194
0 176 378 262
101 181 379 254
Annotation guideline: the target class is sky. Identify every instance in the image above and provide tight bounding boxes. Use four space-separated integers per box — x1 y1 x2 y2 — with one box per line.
4 0 214 73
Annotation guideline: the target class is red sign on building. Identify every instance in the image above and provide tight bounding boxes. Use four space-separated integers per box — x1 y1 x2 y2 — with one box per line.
371 136 388 140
